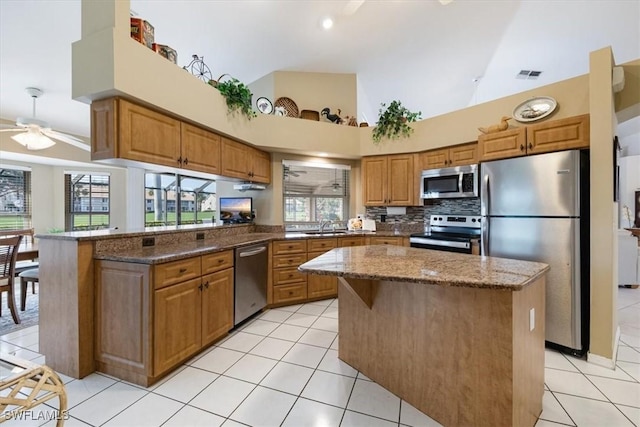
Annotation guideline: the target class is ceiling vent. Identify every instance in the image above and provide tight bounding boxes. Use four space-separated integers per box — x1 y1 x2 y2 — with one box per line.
516 70 542 80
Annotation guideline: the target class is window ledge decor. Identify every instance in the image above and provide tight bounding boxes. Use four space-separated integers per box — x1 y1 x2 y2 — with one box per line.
209 75 257 120
372 100 422 144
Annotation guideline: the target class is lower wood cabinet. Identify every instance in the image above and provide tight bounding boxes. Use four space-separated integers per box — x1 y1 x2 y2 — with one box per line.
95 250 234 386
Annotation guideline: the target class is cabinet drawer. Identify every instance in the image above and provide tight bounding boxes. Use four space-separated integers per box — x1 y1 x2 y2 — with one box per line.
307 238 338 252
273 267 307 286
272 240 307 255
202 250 233 275
273 283 307 304
339 237 365 247
154 257 201 290
368 237 404 246
273 253 307 268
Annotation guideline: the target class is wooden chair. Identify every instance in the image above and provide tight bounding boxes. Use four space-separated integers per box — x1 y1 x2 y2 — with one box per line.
0 228 39 289
0 235 24 324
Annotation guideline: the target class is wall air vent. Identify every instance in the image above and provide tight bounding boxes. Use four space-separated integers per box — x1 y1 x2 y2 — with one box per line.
516 70 543 80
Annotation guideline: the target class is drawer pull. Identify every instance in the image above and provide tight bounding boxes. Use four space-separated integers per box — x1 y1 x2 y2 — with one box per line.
289 291 294 295
288 274 294 278
204 281 209 289
179 268 188 273
218 259 224 263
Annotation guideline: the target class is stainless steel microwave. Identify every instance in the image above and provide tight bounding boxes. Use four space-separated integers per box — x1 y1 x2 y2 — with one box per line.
420 164 478 199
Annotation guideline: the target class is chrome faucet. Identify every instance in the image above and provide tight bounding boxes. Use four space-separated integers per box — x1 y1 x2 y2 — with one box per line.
319 219 332 233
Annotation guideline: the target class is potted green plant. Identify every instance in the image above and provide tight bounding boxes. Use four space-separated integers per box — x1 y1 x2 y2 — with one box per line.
209 76 257 120
372 100 422 144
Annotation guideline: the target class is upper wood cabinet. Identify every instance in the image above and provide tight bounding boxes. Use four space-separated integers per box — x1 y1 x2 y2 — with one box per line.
419 142 478 170
91 97 270 184
181 123 221 175
363 154 416 206
220 137 271 184
478 114 589 162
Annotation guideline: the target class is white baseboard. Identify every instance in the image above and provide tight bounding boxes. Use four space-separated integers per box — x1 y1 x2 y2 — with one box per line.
587 326 620 369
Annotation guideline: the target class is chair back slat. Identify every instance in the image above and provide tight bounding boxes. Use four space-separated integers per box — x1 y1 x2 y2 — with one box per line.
0 236 23 280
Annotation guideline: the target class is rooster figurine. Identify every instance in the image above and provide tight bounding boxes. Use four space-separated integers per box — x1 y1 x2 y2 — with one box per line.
321 107 343 124
478 116 511 134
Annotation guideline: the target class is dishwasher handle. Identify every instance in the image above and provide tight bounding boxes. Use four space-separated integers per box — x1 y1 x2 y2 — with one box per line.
238 246 267 257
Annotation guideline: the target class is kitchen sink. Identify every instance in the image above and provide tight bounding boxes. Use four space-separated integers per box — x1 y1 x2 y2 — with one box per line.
303 230 348 235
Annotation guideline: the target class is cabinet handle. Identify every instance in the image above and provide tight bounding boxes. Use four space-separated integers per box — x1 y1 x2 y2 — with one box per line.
177 156 182 165
288 274 294 278
198 283 203 291
520 144 525 151
528 142 533 150
179 268 187 273
184 157 189 165
204 281 209 289
218 259 224 263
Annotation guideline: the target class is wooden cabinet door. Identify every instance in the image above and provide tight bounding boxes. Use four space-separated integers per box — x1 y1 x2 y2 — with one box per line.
91 98 118 160
154 278 202 375
201 268 233 346
449 143 478 166
95 261 152 376
119 99 181 167
307 251 337 298
362 156 387 206
181 123 221 175
250 148 272 184
419 148 449 170
478 127 527 161
387 154 415 206
221 137 250 179
527 114 590 155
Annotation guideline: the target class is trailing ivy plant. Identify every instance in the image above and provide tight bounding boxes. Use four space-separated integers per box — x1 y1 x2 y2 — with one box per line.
210 77 257 120
372 100 422 144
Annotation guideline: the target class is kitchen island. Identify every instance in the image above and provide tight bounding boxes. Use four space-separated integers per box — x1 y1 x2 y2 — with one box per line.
299 245 549 427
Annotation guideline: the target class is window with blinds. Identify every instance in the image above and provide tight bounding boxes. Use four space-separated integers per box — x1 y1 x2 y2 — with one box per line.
0 168 32 229
65 173 110 231
283 161 350 231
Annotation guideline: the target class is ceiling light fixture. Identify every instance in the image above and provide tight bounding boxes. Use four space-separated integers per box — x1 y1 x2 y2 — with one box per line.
322 17 334 30
11 129 56 150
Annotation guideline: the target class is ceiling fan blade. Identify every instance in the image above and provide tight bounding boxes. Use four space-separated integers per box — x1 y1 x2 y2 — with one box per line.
42 129 90 151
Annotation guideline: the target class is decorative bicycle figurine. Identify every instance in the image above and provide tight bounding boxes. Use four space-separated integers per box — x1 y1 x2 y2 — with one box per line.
183 54 212 83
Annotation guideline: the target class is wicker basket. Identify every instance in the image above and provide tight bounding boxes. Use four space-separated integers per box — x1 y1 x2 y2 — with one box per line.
274 97 299 117
300 110 320 121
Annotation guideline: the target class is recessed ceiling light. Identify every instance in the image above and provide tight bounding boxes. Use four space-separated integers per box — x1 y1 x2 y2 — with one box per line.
322 18 334 30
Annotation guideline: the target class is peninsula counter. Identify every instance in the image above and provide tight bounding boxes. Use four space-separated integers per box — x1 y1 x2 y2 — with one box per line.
299 245 549 427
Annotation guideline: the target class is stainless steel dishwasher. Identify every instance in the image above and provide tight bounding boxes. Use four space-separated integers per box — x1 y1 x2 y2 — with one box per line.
234 243 268 325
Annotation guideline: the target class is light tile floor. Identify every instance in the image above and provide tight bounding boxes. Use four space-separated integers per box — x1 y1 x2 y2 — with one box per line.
1 289 639 426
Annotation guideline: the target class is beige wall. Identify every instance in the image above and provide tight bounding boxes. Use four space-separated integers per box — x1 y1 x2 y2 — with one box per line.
588 47 619 362
273 71 358 120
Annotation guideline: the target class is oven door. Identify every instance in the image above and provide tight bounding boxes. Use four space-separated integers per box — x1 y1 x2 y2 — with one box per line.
409 236 472 254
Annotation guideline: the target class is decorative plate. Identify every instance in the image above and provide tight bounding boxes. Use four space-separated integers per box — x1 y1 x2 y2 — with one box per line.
274 97 299 118
512 96 557 122
256 97 273 114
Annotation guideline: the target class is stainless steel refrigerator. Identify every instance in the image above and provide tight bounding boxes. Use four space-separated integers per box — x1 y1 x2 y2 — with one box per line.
481 149 589 355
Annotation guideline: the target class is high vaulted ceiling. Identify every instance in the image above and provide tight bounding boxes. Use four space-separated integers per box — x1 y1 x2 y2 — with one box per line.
1 0 639 155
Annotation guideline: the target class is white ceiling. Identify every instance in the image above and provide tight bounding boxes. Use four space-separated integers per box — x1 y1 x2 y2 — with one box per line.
1 0 639 159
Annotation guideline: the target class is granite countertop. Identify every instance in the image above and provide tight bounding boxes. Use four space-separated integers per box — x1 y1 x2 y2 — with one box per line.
93 230 413 264
298 245 549 290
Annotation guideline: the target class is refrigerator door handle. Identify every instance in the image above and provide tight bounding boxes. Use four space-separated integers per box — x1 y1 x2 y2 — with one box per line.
481 173 490 256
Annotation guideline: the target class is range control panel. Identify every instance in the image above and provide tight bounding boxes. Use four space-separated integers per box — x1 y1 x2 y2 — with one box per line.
429 215 482 229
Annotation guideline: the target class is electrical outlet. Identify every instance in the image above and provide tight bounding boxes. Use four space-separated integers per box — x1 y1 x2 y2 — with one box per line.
196 232 205 240
142 237 155 247
529 308 535 331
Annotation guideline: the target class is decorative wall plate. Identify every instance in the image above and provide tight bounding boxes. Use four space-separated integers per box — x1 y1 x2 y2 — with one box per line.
512 96 557 122
256 97 273 114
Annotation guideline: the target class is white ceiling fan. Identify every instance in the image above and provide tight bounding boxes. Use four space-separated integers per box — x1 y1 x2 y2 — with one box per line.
0 87 89 151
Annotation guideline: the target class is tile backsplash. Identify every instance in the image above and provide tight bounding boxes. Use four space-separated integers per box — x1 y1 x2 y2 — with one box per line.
365 198 481 226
